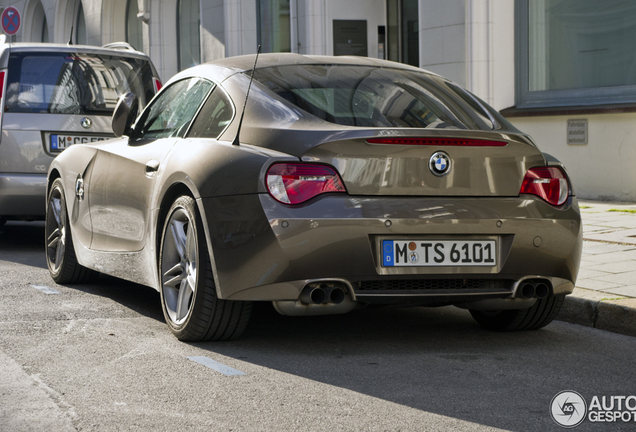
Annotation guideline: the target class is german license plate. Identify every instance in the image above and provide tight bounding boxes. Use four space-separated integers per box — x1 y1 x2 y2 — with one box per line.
50 134 110 151
382 240 496 267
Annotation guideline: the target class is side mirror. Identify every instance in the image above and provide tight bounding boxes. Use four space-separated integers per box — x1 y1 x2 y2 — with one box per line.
112 92 139 137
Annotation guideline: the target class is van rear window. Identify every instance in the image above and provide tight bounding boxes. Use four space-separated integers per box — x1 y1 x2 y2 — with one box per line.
5 52 155 115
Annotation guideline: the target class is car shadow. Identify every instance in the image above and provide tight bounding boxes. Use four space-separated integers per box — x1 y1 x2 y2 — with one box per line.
187 302 636 431
67 274 165 322
0 221 164 321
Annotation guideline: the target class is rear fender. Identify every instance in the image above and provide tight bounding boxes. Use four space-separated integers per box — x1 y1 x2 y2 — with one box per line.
154 138 297 298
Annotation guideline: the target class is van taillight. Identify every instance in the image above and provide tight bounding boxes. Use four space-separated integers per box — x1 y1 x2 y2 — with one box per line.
0 70 6 123
153 77 162 93
520 167 571 206
0 70 5 99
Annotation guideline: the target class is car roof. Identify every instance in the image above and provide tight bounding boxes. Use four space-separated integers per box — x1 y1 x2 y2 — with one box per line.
3 42 151 61
209 53 427 72
170 53 441 87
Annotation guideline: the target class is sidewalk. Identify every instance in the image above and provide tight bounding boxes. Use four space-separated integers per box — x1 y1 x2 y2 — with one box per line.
559 200 636 337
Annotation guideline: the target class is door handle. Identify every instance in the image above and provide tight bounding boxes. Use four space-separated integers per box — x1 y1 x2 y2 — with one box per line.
145 159 160 174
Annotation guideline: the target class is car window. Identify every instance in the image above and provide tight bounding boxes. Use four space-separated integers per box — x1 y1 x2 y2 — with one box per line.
252 65 516 131
134 78 214 140
187 87 235 139
5 52 155 114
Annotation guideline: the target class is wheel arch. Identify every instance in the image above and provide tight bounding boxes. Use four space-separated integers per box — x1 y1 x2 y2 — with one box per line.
47 168 61 197
155 180 224 298
155 182 196 264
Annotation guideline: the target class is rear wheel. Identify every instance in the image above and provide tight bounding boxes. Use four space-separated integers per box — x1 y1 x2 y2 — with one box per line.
45 178 97 284
469 295 565 331
159 196 252 341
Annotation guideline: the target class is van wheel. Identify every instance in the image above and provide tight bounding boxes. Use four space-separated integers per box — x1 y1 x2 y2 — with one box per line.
159 196 252 341
469 295 565 331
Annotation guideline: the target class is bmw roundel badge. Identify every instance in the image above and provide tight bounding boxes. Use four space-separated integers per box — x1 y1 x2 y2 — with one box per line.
429 151 452 177
80 117 92 129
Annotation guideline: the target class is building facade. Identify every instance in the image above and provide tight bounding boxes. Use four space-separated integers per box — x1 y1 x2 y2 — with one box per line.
2 0 634 200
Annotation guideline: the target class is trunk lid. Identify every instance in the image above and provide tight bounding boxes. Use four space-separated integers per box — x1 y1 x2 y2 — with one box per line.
248 127 544 197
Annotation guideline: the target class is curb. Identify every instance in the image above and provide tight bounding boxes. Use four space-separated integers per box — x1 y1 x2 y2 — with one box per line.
558 288 636 338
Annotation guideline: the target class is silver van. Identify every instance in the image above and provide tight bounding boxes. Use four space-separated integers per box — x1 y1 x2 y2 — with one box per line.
0 39 160 223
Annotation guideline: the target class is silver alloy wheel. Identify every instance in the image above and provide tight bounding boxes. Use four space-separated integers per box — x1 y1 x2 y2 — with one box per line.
161 208 198 325
46 187 66 273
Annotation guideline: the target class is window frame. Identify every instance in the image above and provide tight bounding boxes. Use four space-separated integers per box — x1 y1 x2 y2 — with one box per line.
516 0 636 109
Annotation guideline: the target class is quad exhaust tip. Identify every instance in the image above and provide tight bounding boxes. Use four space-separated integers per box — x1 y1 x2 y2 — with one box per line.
517 280 551 300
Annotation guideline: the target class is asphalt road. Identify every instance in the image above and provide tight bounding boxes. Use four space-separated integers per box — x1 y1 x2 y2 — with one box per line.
1 222 635 432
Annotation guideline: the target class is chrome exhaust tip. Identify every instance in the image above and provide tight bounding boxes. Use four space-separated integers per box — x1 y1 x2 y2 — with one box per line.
534 282 550 300
327 287 345 304
519 283 536 299
299 286 326 305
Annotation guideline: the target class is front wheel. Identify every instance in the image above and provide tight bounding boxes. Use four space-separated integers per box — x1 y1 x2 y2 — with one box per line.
469 295 565 331
45 178 97 284
159 196 252 341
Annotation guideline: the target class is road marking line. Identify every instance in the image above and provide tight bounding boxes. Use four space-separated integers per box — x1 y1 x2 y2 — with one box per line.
30 285 60 294
187 356 246 376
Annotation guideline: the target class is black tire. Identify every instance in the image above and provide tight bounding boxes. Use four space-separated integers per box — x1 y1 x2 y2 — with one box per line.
159 195 252 341
469 294 565 331
45 178 97 284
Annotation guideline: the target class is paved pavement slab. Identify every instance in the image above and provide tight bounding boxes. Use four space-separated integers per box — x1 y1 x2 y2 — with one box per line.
564 200 636 337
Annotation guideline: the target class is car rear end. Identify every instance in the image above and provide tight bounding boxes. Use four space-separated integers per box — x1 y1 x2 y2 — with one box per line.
209 60 582 318
0 43 159 221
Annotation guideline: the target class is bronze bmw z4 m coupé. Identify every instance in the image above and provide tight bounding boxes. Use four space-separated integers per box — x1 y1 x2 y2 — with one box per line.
46 54 582 341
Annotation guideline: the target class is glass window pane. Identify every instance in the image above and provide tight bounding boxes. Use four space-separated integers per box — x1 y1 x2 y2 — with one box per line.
42 18 49 42
137 78 213 139
188 88 235 138
401 0 418 66
31 2 48 42
529 0 636 91
76 3 86 45
386 0 399 62
258 0 291 53
254 65 507 129
127 0 143 51
5 52 156 114
178 0 201 70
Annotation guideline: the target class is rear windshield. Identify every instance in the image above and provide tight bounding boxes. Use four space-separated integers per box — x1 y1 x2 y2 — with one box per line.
5 52 155 115
252 65 515 131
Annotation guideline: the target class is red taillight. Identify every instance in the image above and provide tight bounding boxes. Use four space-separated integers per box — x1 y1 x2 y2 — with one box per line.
520 167 570 206
153 77 162 93
0 70 5 123
0 70 5 99
266 163 346 204
366 138 506 146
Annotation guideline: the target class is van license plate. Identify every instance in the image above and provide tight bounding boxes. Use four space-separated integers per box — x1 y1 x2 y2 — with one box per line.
50 134 110 151
382 240 496 267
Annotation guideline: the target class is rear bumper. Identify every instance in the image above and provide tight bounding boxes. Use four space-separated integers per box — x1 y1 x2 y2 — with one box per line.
200 194 582 303
0 173 46 217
